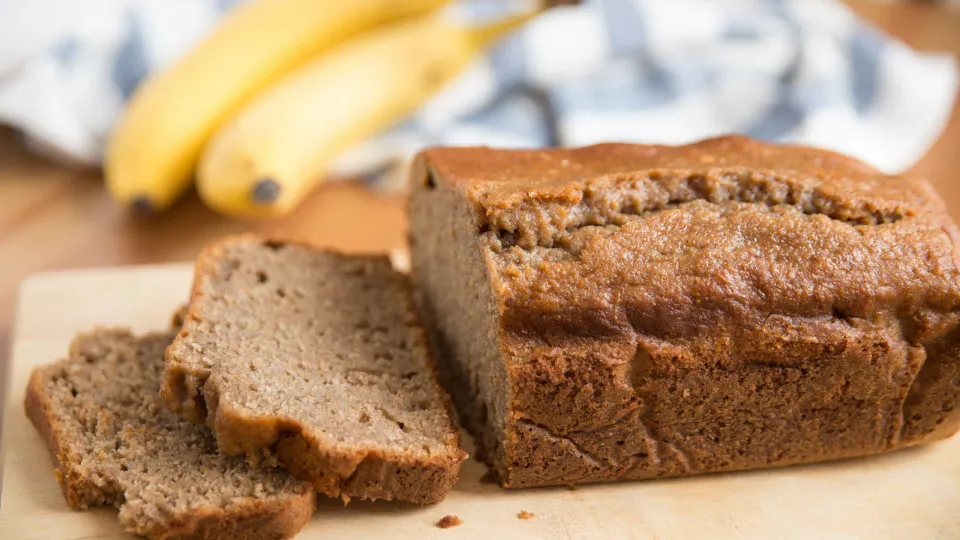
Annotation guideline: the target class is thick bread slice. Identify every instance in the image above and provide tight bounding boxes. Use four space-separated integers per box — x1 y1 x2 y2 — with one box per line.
25 328 315 540
162 236 466 504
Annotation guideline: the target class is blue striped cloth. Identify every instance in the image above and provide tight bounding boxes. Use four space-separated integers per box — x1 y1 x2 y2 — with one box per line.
0 0 955 188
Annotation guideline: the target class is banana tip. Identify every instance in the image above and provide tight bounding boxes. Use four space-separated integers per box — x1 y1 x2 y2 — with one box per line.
131 196 157 215
252 178 282 205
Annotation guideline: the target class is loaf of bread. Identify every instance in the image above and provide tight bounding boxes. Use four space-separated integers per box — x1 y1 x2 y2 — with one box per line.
163 236 466 504
408 135 960 488
25 328 315 539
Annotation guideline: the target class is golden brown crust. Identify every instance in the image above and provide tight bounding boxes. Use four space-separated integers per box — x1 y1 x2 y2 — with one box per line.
146 487 316 540
411 135 960 488
421 135 916 197
271 433 461 504
163 235 465 505
24 369 110 509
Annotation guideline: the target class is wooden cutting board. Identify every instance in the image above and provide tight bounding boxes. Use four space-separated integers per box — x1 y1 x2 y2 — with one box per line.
2 263 959 539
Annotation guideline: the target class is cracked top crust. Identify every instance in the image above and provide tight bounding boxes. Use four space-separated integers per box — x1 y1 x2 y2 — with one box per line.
416 136 960 342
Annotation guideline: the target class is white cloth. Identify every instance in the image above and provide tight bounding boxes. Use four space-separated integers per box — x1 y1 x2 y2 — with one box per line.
0 0 956 186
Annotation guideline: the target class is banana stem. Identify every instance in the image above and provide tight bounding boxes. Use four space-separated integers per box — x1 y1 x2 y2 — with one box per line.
468 9 540 49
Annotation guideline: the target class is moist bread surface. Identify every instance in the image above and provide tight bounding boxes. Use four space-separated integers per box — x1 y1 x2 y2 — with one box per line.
163 236 465 504
409 135 960 488
25 328 315 539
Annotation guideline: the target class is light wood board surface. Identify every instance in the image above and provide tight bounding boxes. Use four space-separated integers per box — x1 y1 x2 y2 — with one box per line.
1 263 959 539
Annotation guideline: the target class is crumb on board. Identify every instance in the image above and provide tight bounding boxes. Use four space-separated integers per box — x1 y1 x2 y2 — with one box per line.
437 515 463 529
566 484 577 491
517 510 535 520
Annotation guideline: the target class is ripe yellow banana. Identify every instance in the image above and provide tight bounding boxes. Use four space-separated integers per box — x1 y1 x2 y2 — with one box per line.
106 0 449 212
197 10 535 218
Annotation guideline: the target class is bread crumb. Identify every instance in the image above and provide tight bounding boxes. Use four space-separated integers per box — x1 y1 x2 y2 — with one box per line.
517 510 535 519
566 484 577 491
437 515 463 528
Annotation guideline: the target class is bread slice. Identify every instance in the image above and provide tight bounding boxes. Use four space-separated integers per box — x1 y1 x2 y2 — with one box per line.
25 328 315 539
162 236 466 504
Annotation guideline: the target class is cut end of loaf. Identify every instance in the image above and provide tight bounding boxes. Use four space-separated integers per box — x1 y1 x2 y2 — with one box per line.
408 160 514 482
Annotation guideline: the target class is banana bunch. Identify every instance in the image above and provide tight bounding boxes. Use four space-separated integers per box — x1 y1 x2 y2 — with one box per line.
106 0 539 216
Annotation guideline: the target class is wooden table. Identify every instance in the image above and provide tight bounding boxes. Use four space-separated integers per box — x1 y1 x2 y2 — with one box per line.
1 0 958 372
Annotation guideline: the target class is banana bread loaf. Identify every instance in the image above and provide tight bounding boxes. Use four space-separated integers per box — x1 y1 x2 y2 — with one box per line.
25 328 315 539
162 236 466 504
408 135 960 488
